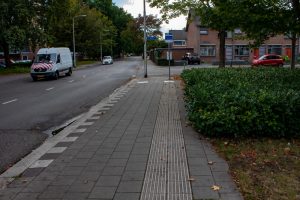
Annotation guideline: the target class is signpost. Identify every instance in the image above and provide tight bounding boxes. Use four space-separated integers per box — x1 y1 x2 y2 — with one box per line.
165 33 173 80
147 36 157 41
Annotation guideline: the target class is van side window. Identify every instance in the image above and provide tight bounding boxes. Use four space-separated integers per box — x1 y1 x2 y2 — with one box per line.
57 54 61 63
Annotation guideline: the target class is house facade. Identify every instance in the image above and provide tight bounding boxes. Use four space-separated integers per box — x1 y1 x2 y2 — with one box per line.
186 15 299 64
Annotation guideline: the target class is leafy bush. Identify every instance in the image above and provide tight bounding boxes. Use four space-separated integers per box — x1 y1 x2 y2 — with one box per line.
181 68 300 138
156 58 174 66
12 62 32 68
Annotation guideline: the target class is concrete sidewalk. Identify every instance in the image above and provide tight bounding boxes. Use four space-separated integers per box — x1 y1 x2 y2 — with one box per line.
0 72 243 199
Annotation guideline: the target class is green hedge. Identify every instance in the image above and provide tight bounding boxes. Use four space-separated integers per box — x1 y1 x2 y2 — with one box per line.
156 58 174 66
12 62 32 68
181 68 300 138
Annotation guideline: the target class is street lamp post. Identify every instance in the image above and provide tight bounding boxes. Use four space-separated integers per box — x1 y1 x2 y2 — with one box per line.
100 31 103 62
101 29 110 60
72 15 86 67
143 0 147 78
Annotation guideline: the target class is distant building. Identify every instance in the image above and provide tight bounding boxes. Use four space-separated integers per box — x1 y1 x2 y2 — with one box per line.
186 12 299 63
0 46 35 61
149 30 193 64
169 30 187 48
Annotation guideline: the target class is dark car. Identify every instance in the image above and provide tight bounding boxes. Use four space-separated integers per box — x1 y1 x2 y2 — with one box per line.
182 53 201 65
252 54 284 67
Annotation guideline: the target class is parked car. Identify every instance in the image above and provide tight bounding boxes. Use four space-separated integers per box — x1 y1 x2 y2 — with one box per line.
182 53 201 64
252 54 284 67
0 59 15 68
102 56 113 65
30 47 73 81
14 60 32 64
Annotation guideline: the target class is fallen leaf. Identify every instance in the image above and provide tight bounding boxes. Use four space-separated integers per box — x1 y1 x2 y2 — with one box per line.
211 185 221 191
284 147 291 155
208 161 214 165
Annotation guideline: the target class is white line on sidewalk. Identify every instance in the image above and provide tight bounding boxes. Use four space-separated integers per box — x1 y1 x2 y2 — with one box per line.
46 87 54 91
2 99 18 105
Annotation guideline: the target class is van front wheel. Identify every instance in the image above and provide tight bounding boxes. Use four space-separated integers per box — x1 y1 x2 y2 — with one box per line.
53 71 59 80
66 68 72 76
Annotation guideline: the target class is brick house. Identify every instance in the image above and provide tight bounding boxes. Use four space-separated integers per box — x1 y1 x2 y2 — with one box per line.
150 30 195 64
186 14 299 64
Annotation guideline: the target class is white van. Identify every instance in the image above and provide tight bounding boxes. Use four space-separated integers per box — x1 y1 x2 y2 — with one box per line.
30 47 73 81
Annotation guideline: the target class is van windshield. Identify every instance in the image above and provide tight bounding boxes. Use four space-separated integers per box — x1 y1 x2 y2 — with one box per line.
35 54 56 63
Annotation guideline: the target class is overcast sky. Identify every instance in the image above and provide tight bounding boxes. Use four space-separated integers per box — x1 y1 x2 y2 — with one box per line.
112 0 187 33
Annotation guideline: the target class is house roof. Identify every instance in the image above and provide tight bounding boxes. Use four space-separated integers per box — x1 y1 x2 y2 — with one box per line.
169 30 187 40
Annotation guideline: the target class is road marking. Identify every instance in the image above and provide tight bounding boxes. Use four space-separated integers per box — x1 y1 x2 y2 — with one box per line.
68 80 74 83
47 147 67 154
61 136 78 142
137 81 149 84
29 160 53 168
46 87 54 91
2 99 18 105
164 80 175 83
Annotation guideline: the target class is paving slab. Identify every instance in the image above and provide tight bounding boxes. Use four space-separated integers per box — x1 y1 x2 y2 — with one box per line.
0 68 242 199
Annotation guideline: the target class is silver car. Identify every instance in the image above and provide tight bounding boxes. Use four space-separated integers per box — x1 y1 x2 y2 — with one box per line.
102 56 113 65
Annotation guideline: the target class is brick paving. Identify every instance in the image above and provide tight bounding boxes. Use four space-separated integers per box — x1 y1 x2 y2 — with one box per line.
0 67 243 199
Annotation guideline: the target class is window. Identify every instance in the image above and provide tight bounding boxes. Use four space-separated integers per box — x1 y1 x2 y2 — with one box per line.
226 31 233 39
22 55 28 60
200 28 208 35
234 45 249 56
173 40 186 46
268 45 282 55
234 28 242 34
200 45 216 56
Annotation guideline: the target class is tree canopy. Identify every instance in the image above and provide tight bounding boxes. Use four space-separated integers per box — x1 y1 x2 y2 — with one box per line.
0 0 163 66
148 0 300 69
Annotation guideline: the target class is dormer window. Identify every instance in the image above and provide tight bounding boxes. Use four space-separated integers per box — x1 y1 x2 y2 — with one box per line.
200 28 208 35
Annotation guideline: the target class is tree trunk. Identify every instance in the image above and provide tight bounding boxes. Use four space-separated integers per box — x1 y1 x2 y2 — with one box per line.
291 34 296 70
3 42 12 68
219 30 226 68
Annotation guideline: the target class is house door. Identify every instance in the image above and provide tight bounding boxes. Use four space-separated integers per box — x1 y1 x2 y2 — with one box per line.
285 48 292 59
253 48 259 59
259 47 266 57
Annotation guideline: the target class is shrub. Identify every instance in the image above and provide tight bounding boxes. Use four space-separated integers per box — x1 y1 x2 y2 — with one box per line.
181 68 300 138
156 58 174 66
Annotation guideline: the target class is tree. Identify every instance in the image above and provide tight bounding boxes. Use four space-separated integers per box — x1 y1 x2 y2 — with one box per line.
121 20 142 55
232 0 300 69
135 14 163 38
75 7 115 59
83 0 112 19
0 0 45 67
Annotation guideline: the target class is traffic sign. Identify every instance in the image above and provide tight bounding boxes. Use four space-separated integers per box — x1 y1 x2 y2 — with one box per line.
165 33 173 43
147 36 157 41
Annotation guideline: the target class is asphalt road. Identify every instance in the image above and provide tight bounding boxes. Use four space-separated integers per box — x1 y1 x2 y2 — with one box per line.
0 56 143 173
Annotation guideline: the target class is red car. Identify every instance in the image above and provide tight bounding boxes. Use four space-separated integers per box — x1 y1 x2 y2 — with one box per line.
252 54 284 67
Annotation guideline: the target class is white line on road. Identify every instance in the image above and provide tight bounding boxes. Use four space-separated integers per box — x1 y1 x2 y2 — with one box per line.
2 99 18 105
46 87 54 91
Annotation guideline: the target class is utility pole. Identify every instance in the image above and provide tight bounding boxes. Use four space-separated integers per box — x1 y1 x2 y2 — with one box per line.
143 0 147 78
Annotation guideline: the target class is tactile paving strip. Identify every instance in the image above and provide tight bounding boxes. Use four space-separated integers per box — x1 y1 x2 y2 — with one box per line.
140 81 192 200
